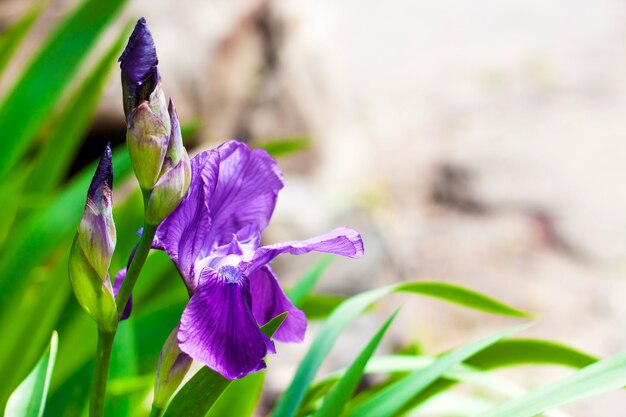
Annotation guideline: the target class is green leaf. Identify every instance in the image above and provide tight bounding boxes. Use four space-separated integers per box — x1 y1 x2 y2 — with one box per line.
287 255 334 307
6 331 58 417
0 0 127 179
0 255 71 407
395 282 530 318
342 325 528 417
466 338 596 370
206 372 265 417
162 313 288 417
314 310 399 417
0 148 132 310
474 349 626 417
0 0 47 79
271 281 527 417
27 23 131 193
298 293 346 320
254 137 311 158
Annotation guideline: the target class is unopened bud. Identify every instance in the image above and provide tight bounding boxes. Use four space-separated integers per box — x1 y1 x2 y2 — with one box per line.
68 144 117 331
145 100 191 225
127 101 169 190
119 18 159 118
154 325 192 409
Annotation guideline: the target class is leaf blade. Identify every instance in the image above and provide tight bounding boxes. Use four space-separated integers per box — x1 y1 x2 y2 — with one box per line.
5 331 59 417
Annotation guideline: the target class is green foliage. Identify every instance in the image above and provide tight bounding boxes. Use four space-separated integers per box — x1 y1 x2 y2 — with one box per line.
3 2 626 416
5 332 58 417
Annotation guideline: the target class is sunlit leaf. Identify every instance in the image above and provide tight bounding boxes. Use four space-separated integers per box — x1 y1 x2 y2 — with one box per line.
6 332 58 417
271 281 528 417
314 310 399 417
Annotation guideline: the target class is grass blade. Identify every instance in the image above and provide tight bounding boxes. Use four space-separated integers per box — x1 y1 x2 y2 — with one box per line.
271 281 527 417
0 0 47 79
27 23 131 193
287 255 334 307
474 349 626 417
343 325 528 417
5 331 59 417
0 0 127 178
314 310 399 417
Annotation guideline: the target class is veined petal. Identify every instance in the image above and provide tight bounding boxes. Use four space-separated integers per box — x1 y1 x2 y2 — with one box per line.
242 227 364 273
178 266 275 380
202 141 283 250
249 265 306 343
155 150 219 289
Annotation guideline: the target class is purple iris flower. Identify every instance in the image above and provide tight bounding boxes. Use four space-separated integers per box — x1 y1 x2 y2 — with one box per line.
153 140 364 379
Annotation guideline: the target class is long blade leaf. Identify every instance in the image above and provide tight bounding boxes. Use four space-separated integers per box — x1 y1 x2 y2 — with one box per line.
314 310 399 417
474 349 626 417
5 332 59 417
271 281 527 417
0 0 127 178
343 325 528 417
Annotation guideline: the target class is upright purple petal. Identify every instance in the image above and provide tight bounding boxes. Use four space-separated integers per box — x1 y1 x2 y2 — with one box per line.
178 266 275 379
249 265 306 343
242 227 365 274
204 141 283 248
155 150 219 289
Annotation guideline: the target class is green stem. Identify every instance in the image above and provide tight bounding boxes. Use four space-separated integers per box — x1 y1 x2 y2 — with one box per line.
90 328 115 417
115 221 157 318
149 404 164 417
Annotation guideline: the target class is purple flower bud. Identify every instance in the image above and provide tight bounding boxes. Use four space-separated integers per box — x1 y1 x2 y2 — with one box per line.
119 18 160 117
69 144 118 331
154 325 192 409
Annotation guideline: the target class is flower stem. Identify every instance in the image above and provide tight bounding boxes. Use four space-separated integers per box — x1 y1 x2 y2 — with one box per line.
115 221 158 318
149 404 164 417
90 328 115 417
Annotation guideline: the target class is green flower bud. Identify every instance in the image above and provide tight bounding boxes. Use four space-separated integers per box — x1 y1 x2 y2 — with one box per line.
154 325 192 409
126 96 169 190
145 100 191 225
68 145 117 332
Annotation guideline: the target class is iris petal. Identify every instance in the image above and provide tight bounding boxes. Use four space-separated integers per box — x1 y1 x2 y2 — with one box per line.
243 227 364 274
178 267 275 380
249 265 306 343
203 141 283 249
155 150 219 289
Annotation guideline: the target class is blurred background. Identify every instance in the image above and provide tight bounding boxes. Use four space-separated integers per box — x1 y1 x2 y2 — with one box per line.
3 0 626 415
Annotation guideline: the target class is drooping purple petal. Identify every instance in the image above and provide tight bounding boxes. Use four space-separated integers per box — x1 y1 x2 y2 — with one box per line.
119 17 159 86
249 265 306 343
242 227 365 274
155 150 219 289
113 267 132 320
178 266 275 380
203 141 283 249
112 244 138 320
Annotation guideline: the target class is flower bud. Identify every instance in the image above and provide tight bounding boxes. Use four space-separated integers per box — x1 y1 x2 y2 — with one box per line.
127 101 170 190
68 144 117 331
154 325 192 409
119 17 160 118
145 100 191 225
